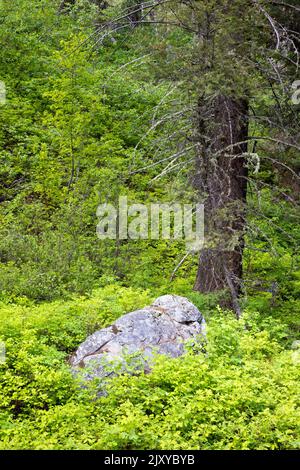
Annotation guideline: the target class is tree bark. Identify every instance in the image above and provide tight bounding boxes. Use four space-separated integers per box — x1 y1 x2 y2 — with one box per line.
194 95 249 314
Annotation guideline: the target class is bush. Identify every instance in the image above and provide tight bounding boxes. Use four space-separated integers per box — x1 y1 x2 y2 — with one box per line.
0 291 299 450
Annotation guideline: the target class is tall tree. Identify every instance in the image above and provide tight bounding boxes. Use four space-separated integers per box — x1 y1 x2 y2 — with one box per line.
98 0 299 312
194 96 249 313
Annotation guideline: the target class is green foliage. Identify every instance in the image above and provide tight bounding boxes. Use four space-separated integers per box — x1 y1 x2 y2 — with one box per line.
0 285 152 419
0 296 299 450
0 0 299 451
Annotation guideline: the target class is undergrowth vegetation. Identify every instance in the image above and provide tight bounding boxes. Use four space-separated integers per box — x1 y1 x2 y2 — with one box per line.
0 285 299 450
0 0 299 450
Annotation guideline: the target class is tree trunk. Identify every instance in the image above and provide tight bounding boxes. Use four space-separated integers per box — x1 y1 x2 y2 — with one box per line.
194 95 249 315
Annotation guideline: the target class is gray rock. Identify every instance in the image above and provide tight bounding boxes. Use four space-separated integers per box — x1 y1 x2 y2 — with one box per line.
70 294 206 383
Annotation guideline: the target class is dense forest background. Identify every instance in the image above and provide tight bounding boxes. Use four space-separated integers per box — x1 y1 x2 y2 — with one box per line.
0 0 299 449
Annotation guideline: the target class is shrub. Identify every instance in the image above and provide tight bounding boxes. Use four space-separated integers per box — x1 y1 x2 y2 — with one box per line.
0 292 299 450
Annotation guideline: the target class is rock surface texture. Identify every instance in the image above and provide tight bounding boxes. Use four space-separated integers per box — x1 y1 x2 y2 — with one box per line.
70 294 206 381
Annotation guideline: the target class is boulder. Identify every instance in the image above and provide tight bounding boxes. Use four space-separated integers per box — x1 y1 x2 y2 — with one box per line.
70 294 206 382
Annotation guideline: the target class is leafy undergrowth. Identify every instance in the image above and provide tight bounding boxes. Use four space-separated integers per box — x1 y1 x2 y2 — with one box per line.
0 285 299 450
